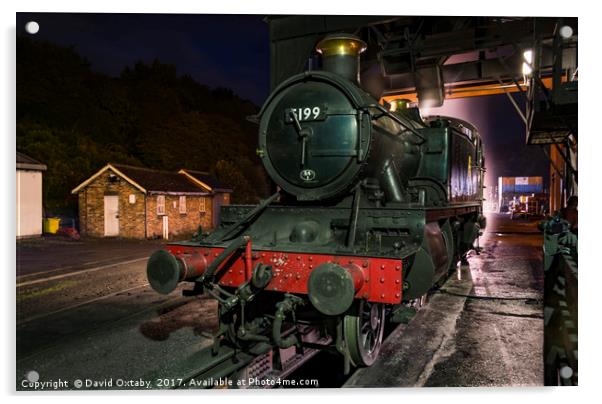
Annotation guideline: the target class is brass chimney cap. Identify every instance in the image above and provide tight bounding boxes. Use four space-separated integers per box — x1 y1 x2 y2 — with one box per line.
316 34 367 57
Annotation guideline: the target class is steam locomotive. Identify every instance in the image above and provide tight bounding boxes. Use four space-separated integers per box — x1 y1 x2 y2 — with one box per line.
147 34 485 376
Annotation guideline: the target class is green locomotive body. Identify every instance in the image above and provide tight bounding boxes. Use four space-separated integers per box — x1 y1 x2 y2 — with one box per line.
147 34 485 374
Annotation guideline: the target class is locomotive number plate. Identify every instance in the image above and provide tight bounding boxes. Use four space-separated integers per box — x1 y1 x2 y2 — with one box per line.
284 106 326 122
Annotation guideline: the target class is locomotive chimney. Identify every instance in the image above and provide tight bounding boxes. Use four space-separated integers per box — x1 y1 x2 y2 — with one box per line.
316 34 366 84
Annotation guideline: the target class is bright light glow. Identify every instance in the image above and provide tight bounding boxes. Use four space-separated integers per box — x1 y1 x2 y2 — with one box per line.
560 25 573 39
419 98 440 109
522 49 533 76
25 21 39 34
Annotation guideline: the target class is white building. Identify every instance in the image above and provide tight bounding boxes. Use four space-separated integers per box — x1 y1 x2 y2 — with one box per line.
17 152 46 238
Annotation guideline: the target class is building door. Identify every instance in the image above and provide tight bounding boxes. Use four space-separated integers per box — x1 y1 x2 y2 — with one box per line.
212 194 222 228
162 215 169 240
103 195 119 236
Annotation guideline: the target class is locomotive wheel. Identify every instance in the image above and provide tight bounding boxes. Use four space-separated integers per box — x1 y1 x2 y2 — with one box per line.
441 219 457 274
343 300 385 367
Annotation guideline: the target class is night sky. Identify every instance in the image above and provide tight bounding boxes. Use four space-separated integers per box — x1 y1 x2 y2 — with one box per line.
16 13 270 105
15 13 548 190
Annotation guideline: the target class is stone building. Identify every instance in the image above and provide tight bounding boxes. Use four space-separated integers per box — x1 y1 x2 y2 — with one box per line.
71 163 232 239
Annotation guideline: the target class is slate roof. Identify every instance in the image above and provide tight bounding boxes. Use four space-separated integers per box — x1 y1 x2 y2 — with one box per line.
72 163 232 195
16 151 47 171
180 169 233 192
110 164 208 194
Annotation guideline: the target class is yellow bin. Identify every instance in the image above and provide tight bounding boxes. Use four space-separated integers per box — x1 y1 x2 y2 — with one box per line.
43 217 61 234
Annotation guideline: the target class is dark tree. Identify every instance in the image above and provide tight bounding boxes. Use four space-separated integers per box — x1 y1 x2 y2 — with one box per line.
17 35 270 212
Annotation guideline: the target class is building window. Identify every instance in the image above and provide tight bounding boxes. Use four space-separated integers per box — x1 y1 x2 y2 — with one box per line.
157 195 165 215
199 197 207 213
179 196 187 214
129 194 136 204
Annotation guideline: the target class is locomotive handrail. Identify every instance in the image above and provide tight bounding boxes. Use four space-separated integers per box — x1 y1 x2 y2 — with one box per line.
365 103 426 144
208 191 281 242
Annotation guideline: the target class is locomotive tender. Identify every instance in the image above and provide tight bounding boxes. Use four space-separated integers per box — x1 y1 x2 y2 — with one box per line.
147 34 485 376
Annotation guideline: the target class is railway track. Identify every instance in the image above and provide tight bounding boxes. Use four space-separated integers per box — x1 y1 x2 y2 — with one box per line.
16 256 192 363
17 216 543 389
151 326 333 390
18 282 151 325
17 293 190 365
17 255 378 390
155 262 473 390
16 256 152 323
17 265 471 390
150 296 428 390
15 253 453 390
16 257 149 288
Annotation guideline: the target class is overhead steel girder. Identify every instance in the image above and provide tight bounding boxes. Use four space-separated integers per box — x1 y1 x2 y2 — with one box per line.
379 18 559 63
267 16 572 99
267 15 403 41
382 52 526 92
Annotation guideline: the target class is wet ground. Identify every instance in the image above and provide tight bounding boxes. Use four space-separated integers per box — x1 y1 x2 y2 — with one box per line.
344 213 544 387
15 212 544 390
16 238 219 389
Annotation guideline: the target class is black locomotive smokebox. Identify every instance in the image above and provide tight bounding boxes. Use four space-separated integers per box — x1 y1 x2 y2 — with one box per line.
147 250 181 295
307 263 355 316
